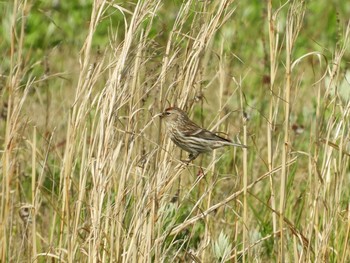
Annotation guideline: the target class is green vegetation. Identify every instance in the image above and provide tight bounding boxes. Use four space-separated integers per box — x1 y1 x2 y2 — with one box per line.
1 0 350 262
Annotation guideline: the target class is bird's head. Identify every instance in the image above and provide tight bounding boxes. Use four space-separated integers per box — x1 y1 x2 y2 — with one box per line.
160 107 187 125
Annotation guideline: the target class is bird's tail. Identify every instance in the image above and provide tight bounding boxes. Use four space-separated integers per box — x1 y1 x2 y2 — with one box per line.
214 133 247 149
229 141 247 148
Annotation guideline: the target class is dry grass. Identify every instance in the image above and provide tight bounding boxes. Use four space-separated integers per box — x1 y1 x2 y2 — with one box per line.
1 0 350 262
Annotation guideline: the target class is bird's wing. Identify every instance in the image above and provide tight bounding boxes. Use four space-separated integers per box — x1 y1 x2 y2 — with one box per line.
184 125 231 143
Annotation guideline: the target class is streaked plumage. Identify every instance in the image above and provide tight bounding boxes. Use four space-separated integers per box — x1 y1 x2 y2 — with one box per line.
160 107 246 161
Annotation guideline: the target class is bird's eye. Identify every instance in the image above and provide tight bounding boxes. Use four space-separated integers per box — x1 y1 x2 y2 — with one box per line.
165 112 171 115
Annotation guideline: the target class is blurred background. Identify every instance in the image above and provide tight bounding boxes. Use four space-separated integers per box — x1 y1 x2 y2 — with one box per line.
1 1 350 262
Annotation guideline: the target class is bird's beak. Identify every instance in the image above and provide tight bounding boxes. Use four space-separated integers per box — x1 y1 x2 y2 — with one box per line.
157 112 165 118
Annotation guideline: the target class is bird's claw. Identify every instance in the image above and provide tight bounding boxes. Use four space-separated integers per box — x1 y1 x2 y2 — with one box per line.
180 159 191 164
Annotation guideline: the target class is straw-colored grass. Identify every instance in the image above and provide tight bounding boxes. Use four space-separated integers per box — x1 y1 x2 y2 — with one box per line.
1 0 350 262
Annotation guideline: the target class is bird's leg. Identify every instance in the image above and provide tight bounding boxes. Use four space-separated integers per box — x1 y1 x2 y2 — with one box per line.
180 153 199 164
188 153 199 162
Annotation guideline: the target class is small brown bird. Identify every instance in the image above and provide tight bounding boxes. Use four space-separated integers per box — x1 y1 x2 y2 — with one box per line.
160 107 247 162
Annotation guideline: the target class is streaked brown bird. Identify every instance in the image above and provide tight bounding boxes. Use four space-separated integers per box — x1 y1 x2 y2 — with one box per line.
160 107 247 162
